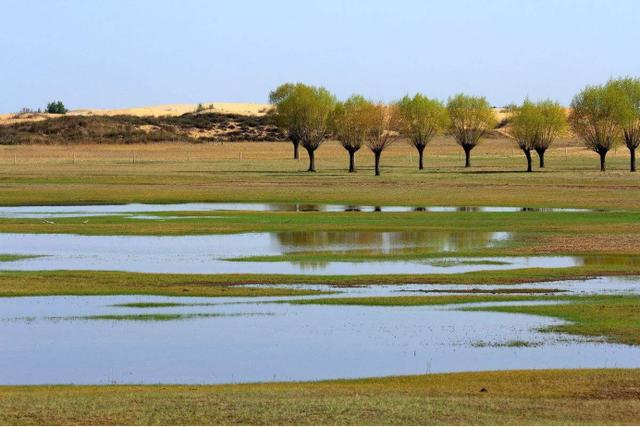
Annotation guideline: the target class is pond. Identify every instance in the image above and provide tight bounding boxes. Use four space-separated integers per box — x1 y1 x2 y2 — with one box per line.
0 232 583 275
0 203 594 219
1 278 639 385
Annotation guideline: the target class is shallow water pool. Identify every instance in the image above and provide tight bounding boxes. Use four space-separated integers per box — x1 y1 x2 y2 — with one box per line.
0 231 582 275
1 281 638 385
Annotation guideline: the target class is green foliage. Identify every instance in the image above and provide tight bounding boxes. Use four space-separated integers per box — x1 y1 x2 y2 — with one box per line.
510 99 566 151
606 77 640 150
331 95 369 152
361 102 401 152
446 94 496 149
536 100 566 150
45 101 68 114
569 84 622 154
509 99 540 151
269 83 336 149
396 93 449 149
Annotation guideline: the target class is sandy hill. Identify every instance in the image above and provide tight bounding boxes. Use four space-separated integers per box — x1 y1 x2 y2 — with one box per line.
0 102 273 126
70 102 272 117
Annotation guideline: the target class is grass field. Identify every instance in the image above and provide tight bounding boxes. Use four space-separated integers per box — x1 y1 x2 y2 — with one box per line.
2 139 640 425
1 138 639 209
1 369 639 425
3 265 640 297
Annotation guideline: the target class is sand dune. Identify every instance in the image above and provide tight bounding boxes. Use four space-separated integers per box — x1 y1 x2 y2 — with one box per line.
0 102 273 125
70 102 273 117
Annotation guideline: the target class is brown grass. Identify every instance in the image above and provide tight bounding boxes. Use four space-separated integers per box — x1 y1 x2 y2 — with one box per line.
1 369 639 425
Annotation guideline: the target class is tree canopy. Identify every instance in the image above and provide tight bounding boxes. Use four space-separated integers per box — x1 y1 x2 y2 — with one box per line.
509 99 566 171
269 83 335 171
446 94 496 167
607 77 640 171
45 101 67 114
569 84 622 171
362 101 401 175
332 95 369 172
396 93 448 169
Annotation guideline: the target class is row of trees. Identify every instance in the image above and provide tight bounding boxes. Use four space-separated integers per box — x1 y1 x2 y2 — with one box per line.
270 78 640 175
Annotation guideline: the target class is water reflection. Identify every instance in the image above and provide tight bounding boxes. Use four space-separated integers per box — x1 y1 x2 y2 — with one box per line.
0 232 584 275
0 203 594 219
273 231 511 254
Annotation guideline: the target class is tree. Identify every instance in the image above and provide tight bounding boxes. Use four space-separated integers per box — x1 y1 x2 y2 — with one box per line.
45 101 67 114
446 94 496 167
362 101 401 176
509 99 566 171
269 83 302 159
607 77 640 172
331 95 368 172
533 100 566 168
396 93 448 170
569 84 621 172
269 83 335 170
508 100 539 172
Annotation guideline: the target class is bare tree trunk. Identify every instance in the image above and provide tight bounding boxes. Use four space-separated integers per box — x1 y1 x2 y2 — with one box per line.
535 148 546 168
599 151 607 172
524 149 532 172
630 146 636 172
305 146 316 172
374 150 381 176
348 149 356 173
417 145 425 170
292 140 300 160
464 146 472 168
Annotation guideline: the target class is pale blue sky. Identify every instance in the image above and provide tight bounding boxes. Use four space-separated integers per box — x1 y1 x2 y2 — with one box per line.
1 0 639 112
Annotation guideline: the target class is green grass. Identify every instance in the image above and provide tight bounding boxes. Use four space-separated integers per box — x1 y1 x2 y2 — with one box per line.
111 302 216 308
2 139 640 210
1 369 639 425
1 266 640 297
0 254 41 262
468 294 640 346
403 287 564 294
0 210 638 238
0 270 328 298
51 312 269 322
285 294 554 306
472 340 543 348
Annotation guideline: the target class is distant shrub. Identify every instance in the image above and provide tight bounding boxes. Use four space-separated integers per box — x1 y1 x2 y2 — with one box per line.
45 101 68 114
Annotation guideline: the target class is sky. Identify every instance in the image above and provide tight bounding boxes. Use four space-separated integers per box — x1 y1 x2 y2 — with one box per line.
1 0 639 112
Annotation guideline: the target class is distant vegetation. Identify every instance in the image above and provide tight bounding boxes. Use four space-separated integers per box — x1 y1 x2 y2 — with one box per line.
0 112 285 144
2 77 639 174
267 76 640 174
45 101 67 114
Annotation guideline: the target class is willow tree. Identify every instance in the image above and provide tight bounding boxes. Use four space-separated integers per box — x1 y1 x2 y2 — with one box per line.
332 95 368 172
362 102 401 176
569 84 621 172
396 93 449 170
270 83 335 171
509 100 539 172
269 83 302 159
446 94 496 167
533 100 566 168
607 77 640 172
